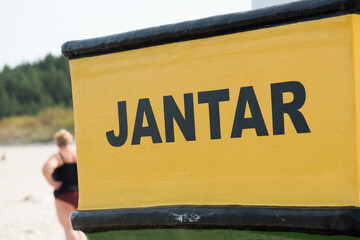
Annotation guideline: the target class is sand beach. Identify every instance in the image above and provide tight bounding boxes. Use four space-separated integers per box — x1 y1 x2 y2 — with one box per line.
0 144 83 240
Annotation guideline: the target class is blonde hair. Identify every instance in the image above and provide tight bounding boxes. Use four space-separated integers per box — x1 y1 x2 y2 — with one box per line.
54 129 73 147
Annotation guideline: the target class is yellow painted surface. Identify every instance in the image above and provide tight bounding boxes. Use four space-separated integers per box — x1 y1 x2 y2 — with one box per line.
351 14 360 205
69 15 360 210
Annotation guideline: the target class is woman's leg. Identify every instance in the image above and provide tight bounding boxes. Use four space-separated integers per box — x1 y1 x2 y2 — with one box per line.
55 198 82 240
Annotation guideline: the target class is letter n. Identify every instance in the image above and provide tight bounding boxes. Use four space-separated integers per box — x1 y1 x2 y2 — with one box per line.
163 93 195 142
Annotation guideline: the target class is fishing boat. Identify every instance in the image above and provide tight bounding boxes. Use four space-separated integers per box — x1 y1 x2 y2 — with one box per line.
62 0 360 239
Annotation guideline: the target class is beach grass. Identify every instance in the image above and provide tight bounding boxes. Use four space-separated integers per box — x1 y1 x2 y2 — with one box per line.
0 106 74 144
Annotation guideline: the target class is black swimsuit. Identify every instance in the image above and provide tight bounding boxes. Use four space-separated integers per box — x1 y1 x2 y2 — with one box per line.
52 153 79 207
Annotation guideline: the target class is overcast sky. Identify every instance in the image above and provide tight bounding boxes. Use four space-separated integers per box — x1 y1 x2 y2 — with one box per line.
0 0 253 69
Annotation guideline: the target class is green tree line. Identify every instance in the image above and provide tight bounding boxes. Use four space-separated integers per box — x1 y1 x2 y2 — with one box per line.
0 54 72 119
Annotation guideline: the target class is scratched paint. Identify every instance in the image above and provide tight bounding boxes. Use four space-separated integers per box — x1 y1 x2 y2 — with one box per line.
171 213 201 223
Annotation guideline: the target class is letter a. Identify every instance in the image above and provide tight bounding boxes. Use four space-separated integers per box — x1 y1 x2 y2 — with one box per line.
132 98 162 145
231 87 268 138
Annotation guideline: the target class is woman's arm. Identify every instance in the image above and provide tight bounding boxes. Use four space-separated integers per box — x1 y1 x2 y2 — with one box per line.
42 155 62 190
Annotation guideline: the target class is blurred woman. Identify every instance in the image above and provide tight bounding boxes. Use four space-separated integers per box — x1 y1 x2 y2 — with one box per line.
43 129 81 240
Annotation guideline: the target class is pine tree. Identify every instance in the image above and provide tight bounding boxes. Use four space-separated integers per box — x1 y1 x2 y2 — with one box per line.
0 54 72 119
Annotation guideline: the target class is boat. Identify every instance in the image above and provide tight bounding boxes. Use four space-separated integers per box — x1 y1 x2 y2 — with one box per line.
62 0 360 239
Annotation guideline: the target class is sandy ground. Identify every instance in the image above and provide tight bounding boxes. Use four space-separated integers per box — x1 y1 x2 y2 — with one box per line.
0 144 85 240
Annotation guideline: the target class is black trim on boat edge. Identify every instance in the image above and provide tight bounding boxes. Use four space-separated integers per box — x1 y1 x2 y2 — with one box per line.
62 0 360 60
71 205 360 236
